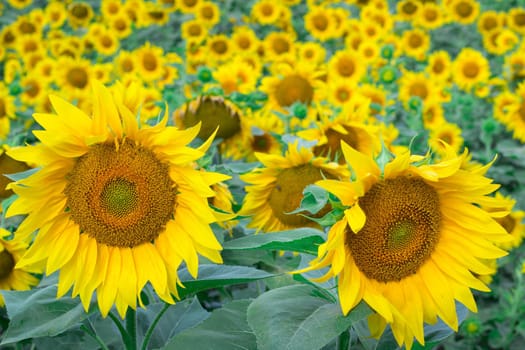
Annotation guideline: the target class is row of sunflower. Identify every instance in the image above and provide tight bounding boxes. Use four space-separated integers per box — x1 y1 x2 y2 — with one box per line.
1 0 525 349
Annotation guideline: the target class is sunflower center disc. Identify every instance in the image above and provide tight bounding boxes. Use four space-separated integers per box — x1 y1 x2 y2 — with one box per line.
0 250 15 279
346 177 442 282
65 140 177 247
269 164 332 227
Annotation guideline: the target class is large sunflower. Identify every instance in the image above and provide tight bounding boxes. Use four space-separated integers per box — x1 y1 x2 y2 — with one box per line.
0 229 40 306
296 141 510 349
6 81 229 318
239 143 349 233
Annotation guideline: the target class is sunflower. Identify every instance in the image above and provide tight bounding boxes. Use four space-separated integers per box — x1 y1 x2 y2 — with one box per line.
134 42 166 82
297 114 381 165
92 28 120 56
297 42 326 66
224 108 284 162
108 13 133 39
477 10 504 35
251 0 282 25
231 26 260 54
422 100 446 129
328 50 365 84
505 50 525 81
426 50 452 82
396 0 420 21
6 81 229 318
414 2 446 30
260 61 325 114
508 8 525 35
497 82 525 143
212 59 259 95
56 57 93 100
44 1 67 29
296 141 510 349
67 2 94 29
327 79 362 107
0 146 31 201
206 34 233 63
7 0 33 9
20 75 48 109
0 229 40 306
263 31 296 63
181 20 207 44
0 84 16 140
429 122 464 156
304 6 338 42
174 95 242 144
401 28 430 61
447 0 479 25
0 27 17 49
239 143 349 233
142 4 170 26
101 0 122 19
195 1 220 27
484 193 525 251
452 48 490 92
179 0 201 14
398 71 439 108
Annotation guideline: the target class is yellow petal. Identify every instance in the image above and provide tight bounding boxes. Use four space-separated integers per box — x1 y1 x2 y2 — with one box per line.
345 204 366 234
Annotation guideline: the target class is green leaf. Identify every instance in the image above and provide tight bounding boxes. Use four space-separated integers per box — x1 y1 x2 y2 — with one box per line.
162 300 256 350
247 284 371 350
0 285 94 345
136 297 209 348
288 185 328 215
222 228 325 255
177 264 274 299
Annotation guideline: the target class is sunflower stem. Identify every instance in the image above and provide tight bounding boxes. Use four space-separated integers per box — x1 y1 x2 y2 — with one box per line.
109 311 133 350
336 330 350 350
125 308 138 350
140 303 171 350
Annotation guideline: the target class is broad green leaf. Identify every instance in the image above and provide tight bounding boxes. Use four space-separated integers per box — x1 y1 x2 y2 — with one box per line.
162 300 256 350
222 228 325 255
136 297 210 349
247 284 370 350
0 285 94 345
287 185 329 215
177 264 274 299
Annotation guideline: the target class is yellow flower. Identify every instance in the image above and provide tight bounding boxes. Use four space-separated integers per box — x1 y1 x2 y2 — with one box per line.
447 0 479 25
92 28 120 56
477 10 505 35
0 83 16 140
179 0 202 14
260 61 325 112
452 48 490 92
251 0 282 25
239 143 349 233
496 82 525 143
6 81 229 318
507 8 525 35
231 26 260 53
207 34 233 63
429 122 464 156
396 0 420 21
181 20 207 44
304 6 338 42
297 42 326 66
263 31 296 63
0 229 40 306
134 42 166 82
7 0 33 10
297 142 510 350
44 1 67 29
56 57 94 100
414 3 445 29
328 50 365 83
212 59 259 95
398 71 439 108
195 1 221 27
426 50 452 82
100 0 122 19
107 12 133 39
401 28 430 61
67 2 94 29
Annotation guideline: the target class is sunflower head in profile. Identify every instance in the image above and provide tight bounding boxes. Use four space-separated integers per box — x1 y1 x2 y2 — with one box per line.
6 81 230 318
239 143 349 233
295 141 511 350
0 229 40 306
174 95 242 142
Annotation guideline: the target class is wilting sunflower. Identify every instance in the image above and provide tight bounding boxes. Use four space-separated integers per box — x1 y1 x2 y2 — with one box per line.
0 229 40 306
296 141 510 349
239 143 349 233
6 81 229 318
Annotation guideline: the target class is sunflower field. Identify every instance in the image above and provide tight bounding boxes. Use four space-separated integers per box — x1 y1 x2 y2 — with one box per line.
2 0 525 349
